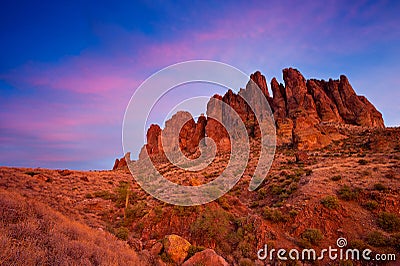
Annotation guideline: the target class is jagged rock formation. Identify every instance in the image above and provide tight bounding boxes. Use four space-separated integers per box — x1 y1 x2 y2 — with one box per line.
112 152 131 170
134 68 384 161
271 68 384 149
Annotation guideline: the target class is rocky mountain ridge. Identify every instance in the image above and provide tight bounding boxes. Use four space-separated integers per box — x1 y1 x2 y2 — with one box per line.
130 68 384 166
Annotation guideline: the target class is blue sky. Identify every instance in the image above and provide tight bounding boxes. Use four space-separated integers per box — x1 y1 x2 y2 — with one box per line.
1 0 399 169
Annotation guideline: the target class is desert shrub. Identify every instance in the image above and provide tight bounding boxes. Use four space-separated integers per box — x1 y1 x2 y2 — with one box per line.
238 241 253 258
363 200 379 210
366 231 387 247
190 207 233 242
115 181 136 208
84 193 94 199
377 212 400 232
331 175 342 181
93 190 115 201
124 202 148 222
173 205 197 216
305 169 313 176
160 252 174 263
299 228 323 248
217 196 230 210
25 171 40 177
357 159 368 165
289 209 299 217
321 195 339 209
263 207 288 223
349 239 368 250
373 183 387 192
115 227 129 240
337 185 359 201
0 189 141 265
270 185 283 195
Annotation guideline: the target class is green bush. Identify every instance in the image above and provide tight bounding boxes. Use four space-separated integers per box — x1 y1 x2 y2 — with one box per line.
263 207 288 223
115 227 129 240
301 228 323 246
377 212 400 232
84 193 94 199
25 171 40 177
357 159 368 165
270 185 283 195
331 175 342 181
363 200 378 211
366 231 387 247
190 207 233 242
321 195 339 209
115 181 136 208
373 183 387 192
125 202 148 220
93 190 116 201
337 185 359 201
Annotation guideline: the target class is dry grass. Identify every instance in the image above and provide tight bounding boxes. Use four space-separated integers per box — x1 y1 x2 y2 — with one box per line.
0 189 144 266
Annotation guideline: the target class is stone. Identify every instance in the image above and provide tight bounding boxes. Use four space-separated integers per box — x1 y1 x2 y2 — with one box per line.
150 242 163 256
162 234 191 264
182 249 228 266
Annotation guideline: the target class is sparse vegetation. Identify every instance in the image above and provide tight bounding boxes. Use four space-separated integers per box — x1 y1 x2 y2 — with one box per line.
363 200 379 210
115 227 129 240
377 212 400 232
331 175 342 181
263 207 288 223
298 228 323 248
25 171 40 177
94 190 115 200
366 231 387 247
337 185 359 201
321 195 340 209
357 159 368 165
373 183 387 192
0 189 141 265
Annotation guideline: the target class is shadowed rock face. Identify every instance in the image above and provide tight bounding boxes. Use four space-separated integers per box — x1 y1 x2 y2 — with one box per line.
136 68 384 160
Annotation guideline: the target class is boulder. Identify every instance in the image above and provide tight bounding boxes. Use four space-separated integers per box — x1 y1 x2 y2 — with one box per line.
182 249 228 266
162 234 191 264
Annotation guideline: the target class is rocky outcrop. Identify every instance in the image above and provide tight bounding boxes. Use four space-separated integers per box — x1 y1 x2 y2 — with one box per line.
250 71 269 97
269 68 384 150
142 112 208 158
135 67 384 161
146 124 162 155
112 152 130 170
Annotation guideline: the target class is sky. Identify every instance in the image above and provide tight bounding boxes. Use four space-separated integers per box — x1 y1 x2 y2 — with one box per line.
0 0 399 170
